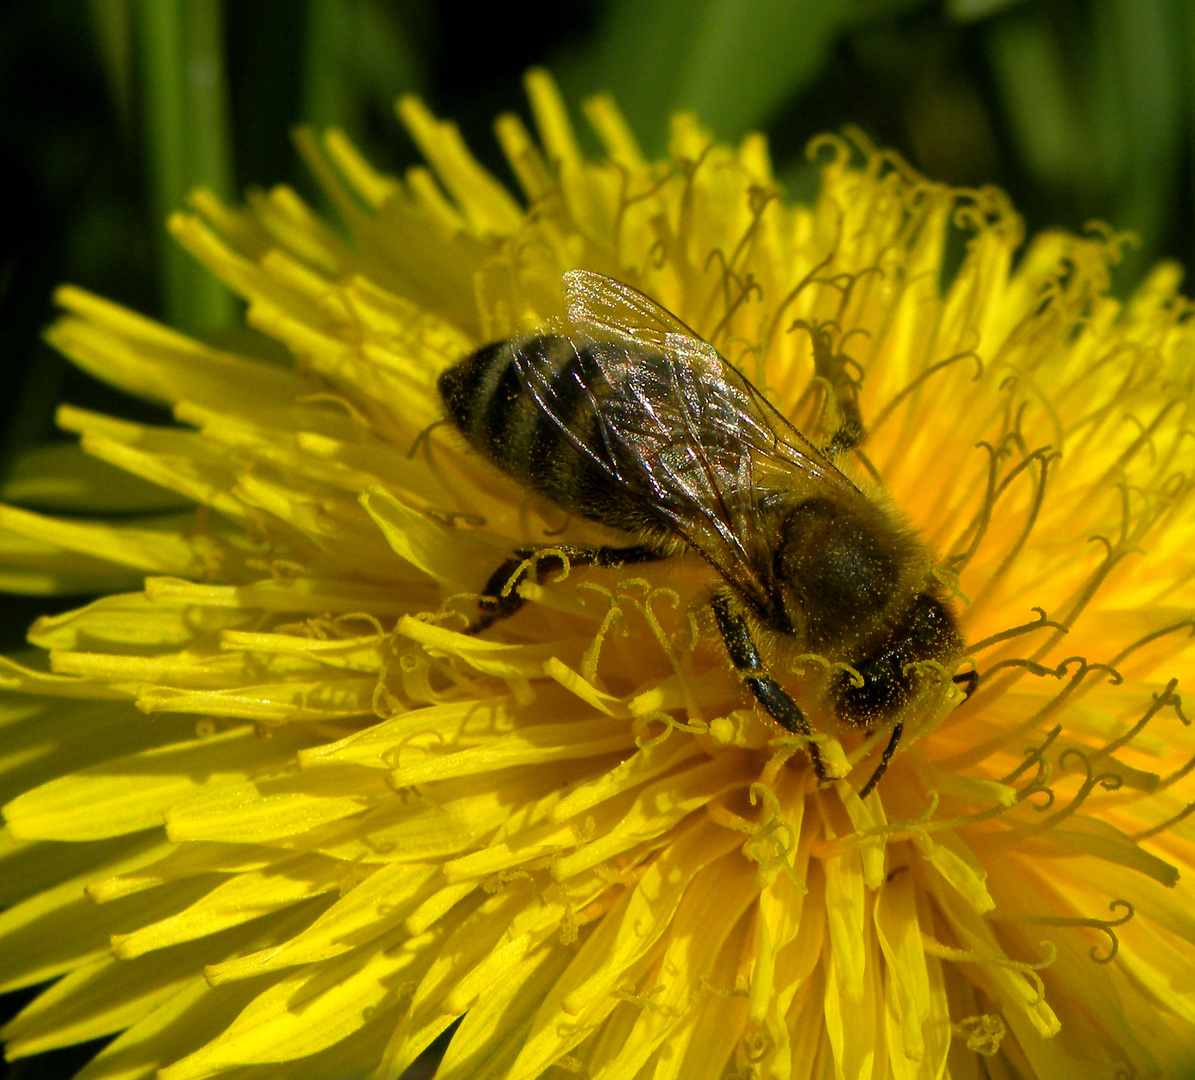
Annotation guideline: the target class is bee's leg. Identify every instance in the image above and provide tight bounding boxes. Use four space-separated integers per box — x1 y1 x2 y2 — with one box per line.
857 720 902 800
858 672 973 799
710 594 829 782
812 334 866 458
469 543 664 633
823 412 865 459
952 669 980 698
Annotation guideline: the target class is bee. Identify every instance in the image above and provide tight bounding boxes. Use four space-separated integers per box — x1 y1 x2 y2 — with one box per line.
438 270 975 797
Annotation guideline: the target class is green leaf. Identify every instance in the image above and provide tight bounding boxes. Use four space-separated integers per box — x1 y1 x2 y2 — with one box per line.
987 0 1183 287
137 0 236 332
301 0 425 136
563 0 856 152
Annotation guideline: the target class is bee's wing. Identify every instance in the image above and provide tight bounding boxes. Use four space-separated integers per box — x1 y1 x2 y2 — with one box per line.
562 270 856 490
533 270 862 604
512 329 770 603
563 270 704 356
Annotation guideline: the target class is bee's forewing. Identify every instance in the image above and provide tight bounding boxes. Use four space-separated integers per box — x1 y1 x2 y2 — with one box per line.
563 269 702 353
562 270 859 497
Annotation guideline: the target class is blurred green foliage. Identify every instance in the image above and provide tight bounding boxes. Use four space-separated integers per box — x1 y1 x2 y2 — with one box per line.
1 1 1194 1075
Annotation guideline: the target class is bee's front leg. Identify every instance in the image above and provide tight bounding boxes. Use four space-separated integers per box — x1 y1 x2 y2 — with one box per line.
854 666 977 800
807 327 866 460
469 543 665 634
856 721 903 800
710 594 830 783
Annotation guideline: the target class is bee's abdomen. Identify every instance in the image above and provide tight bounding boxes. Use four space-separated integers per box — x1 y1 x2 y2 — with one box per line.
438 335 644 530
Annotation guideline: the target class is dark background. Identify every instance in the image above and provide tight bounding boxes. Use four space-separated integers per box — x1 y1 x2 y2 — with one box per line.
1 0 1193 1075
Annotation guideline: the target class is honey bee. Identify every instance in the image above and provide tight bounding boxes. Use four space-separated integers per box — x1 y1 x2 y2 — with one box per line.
438 270 975 797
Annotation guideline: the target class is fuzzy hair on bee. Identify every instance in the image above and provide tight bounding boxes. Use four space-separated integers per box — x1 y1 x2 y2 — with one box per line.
437 270 975 797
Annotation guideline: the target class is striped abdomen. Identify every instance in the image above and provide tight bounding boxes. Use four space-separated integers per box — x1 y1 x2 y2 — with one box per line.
438 334 655 535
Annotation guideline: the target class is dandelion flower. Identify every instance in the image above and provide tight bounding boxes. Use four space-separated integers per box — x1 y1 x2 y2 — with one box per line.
3 70 1195 1080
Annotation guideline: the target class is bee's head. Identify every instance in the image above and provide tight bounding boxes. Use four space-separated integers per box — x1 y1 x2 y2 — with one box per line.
832 592 966 726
